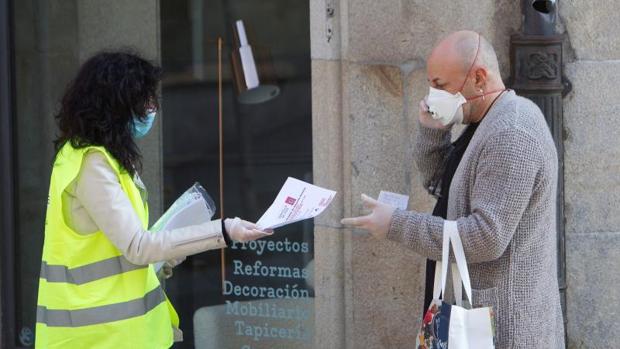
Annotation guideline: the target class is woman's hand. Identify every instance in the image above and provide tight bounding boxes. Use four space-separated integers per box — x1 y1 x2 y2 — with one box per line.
224 217 273 242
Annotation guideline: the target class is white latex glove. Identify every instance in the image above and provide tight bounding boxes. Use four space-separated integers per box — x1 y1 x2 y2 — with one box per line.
340 194 396 239
156 257 186 281
419 99 452 130
225 217 273 242
166 256 186 268
157 263 174 281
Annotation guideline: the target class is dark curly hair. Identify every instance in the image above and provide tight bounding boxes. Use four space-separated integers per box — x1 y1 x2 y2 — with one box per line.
54 50 162 175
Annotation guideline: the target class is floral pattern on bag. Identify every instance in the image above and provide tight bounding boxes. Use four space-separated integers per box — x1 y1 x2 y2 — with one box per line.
416 300 450 349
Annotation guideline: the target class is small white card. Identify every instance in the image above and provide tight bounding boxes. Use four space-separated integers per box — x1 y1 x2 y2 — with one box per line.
377 190 409 210
256 177 337 230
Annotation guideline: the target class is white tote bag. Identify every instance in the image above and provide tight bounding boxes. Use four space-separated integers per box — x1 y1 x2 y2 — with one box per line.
415 221 495 349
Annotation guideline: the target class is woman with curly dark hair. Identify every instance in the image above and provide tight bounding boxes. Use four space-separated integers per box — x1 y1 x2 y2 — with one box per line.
35 51 271 349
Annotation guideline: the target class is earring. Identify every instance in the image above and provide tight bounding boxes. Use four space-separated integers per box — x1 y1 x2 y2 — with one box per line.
479 89 485 101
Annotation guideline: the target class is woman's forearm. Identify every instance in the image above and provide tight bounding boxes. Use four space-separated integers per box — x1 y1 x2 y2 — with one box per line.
75 151 226 265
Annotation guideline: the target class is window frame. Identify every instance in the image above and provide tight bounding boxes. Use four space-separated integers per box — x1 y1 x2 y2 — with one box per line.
0 0 25 347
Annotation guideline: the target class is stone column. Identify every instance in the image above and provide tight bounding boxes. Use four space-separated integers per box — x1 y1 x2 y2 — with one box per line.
560 1 620 347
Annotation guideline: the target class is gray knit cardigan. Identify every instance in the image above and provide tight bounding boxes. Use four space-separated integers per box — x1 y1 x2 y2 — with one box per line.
387 90 565 348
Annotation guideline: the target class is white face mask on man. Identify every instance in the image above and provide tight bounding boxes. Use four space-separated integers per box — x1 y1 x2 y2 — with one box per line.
424 32 483 127
425 87 468 126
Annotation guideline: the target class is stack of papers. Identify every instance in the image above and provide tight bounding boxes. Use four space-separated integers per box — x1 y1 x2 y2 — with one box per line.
150 183 216 271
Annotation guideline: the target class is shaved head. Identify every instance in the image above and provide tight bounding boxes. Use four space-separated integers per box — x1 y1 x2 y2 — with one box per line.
452 31 500 75
428 31 501 85
425 30 505 124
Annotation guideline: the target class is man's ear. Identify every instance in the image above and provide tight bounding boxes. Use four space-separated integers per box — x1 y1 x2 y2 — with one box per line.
474 67 488 89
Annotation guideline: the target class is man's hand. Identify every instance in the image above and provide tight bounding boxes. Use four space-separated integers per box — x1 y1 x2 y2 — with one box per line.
341 194 396 239
225 217 273 242
419 99 451 130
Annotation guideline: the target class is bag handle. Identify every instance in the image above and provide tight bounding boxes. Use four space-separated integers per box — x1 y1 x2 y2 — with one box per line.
432 220 473 305
431 220 451 301
452 263 463 307
432 262 466 306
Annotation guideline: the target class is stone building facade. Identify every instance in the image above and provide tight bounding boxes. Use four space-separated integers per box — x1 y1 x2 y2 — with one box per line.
0 1 617 348
310 1 619 348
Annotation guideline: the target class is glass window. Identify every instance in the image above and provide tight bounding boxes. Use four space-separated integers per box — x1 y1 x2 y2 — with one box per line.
160 1 314 348
5 1 311 347
10 1 78 346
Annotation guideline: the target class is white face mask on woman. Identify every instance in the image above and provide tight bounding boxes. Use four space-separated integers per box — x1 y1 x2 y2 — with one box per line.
425 87 467 126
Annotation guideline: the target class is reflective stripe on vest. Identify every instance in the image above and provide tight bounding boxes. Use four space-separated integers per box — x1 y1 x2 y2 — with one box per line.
40 256 146 285
37 286 166 327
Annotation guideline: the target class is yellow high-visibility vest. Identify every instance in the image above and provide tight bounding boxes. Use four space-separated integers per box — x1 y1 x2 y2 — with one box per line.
35 143 179 349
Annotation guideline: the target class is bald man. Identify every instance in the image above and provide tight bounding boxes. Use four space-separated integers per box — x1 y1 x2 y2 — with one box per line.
342 31 564 348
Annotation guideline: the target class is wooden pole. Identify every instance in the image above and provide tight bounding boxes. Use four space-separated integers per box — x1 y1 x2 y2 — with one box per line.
218 37 226 288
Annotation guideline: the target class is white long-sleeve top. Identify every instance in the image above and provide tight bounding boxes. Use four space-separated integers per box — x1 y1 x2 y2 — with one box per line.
62 150 227 266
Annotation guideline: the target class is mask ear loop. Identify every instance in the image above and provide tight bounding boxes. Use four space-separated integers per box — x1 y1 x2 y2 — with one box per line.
460 33 507 106
458 32 481 94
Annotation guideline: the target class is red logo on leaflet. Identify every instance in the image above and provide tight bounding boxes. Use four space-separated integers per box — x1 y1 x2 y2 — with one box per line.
319 195 333 207
285 196 297 205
